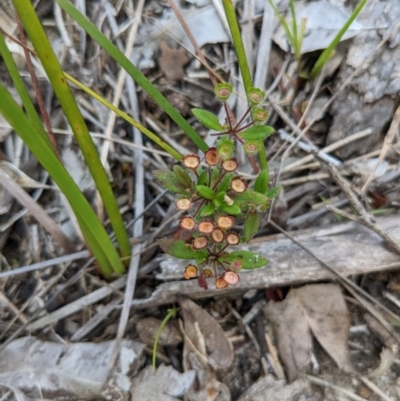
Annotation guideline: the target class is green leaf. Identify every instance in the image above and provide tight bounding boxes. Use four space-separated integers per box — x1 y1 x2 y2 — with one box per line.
213 191 225 207
196 185 215 200
222 250 268 269
199 203 216 216
153 170 187 194
240 126 275 141
216 172 233 193
254 169 269 194
197 170 207 186
232 190 270 208
192 108 224 131
265 186 282 199
173 165 192 189
244 211 260 242
221 204 241 215
158 238 207 261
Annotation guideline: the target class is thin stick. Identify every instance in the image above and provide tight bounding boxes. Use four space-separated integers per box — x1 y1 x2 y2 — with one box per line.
15 14 60 158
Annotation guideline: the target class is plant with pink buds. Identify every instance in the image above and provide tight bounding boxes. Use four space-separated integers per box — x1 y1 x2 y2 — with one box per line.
155 85 281 290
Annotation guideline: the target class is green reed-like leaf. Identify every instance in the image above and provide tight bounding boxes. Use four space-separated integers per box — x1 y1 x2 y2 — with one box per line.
0 85 124 275
310 0 368 79
55 0 208 153
12 0 131 265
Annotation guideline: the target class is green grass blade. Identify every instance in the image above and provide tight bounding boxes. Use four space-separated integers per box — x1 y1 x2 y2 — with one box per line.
54 0 208 153
222 0 269 177
0 32 53 150
267 0 295 48
0 84 124 275
222 0 253 92
289 0 299 59
65 72 183 162
12 0 131 263
310 0 368 79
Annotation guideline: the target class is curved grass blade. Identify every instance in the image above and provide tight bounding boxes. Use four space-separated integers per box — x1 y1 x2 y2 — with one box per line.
64 72 183 162
0 84 124 276
12 0 131 264
0 32 52 150
310 0 368 79
54 0 208 153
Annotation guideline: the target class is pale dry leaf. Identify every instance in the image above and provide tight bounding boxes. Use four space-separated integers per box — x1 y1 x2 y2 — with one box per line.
130 364 196 401
263 294 312 382
179 295 234 369
0 161 50 189
0 337 145 399
136 317 182 347
368 347 395 378
273 0 363 53
237 376 316 401
158 38 189 81
293 283 354 373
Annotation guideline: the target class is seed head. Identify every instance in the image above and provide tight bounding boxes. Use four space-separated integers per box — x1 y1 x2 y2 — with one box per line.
176 198 192 210
193 236 208 249
244 141 261 155
217 138 235 160
205 147 219 166
211 228 225 243
222 158 238 172
226 232 240 245
222 270 240 285
183 154 200 169
251 107 269 122
248 87 265 105
184 264 197 279
217 216 234 229
215 277 229 289
203 268 213 278
214 83 233 101
230 177 247 193
198 221 214 234
180 216 195 231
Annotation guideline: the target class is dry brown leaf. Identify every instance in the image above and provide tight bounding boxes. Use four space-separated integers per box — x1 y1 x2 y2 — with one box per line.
158 38 189 82
264 283 353 382
178 295 233 370
263 293 312 382
136 317 182 347
293 284 353 373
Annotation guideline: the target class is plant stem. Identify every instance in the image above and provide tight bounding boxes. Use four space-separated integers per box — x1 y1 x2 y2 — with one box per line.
222 0 253 92
152 308 178 371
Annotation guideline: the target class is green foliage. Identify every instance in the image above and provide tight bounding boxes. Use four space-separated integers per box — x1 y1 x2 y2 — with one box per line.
232 190 270 208
173 165 192 188
240 126 275 141
221 204 241 215
196 185 215 200
244 211 260 242
157 238 207 261
192 108 225 131
153 170 188 194
199 203 216 216
265 186 282 199
221 250 268 269
254 170 269 194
